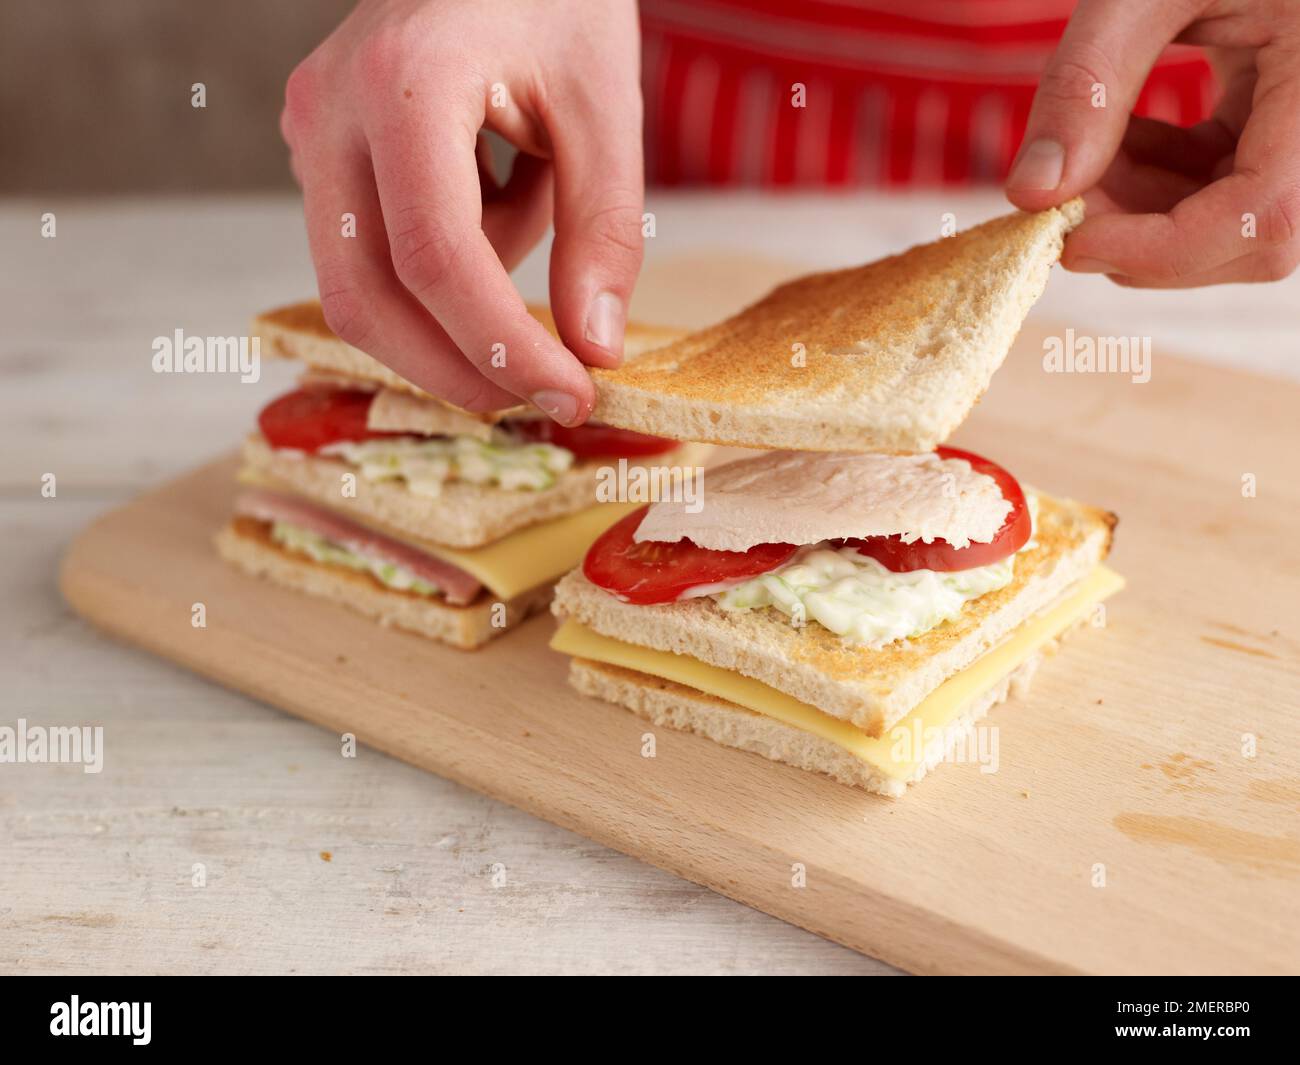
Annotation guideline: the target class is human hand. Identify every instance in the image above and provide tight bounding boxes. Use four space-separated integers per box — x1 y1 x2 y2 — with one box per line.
1006 0 1300 287
281 0 644 422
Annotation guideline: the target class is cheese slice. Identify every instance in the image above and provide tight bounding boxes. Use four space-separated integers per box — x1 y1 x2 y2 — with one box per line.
552 565 1124 782
423 501 640 599
235 466 638 599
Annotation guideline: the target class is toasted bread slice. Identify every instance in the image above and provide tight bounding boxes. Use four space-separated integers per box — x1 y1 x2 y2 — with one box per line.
552 490 1115 736
255 300 685 413
239 435 710 550
590 201 1083 452
568 649 1049 796
215 517 551 649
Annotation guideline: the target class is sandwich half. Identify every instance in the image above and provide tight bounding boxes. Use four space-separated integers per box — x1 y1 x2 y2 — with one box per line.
548 203 1120 793
217 301 706 649
551 448 1120 795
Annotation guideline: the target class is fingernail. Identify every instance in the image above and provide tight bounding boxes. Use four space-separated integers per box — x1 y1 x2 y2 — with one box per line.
531 389 581 426
1008 138 1065 191
584 290 625 355
1069 257 1118 274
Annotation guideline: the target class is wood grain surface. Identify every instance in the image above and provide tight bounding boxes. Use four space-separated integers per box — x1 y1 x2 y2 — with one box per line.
58 323 1300 974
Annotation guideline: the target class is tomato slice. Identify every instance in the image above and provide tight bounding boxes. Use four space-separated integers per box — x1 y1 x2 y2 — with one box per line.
260 389 680 459
509 419 679 459
842 446 1031 572
583 447 1029 601
257 388 399 452
583 505 797 605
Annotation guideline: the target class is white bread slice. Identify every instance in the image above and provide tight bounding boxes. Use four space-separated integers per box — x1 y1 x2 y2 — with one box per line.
215 517 551 649
255 300 685 410
240 434 710 550
552 490 1115 736
569 645 1050 796
590 200 1084 453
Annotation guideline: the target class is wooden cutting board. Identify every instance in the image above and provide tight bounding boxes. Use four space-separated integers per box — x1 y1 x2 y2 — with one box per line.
60 323 1300 975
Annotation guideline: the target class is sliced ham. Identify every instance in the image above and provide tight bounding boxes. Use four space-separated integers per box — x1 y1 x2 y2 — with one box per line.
234 489 483 605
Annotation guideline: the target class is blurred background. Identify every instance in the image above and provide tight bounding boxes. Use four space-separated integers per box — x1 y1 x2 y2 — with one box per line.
3 0 1213 194
1 0 352 194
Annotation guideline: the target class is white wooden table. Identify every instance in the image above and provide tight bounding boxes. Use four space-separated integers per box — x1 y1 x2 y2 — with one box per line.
4 192 1298 975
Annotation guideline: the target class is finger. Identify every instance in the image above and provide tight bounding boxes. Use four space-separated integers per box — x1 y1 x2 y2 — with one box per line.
1079 184 1124 217
1105 244 1300 287
366 102 595 425
1112 57 1254 185
280 106 303 187
482 150 554 271
284 60 516 408
1119 116 1234 179
1061 45 1300 283
545 20 645 369
280 104 295 148
1065 171 1299 280
1006 0 1201 209
286 146 303 189
475 134 498 186
1204 50 1257 137
299 145 518 411
1095 146 1205 215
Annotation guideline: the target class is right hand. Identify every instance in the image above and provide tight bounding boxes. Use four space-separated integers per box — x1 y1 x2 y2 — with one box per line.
1006 0 1300 288
281 0 645 424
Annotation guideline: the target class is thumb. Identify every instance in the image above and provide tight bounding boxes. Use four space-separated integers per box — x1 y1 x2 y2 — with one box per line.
545 58 645 368
547 106 645 369
1006 0 1198 210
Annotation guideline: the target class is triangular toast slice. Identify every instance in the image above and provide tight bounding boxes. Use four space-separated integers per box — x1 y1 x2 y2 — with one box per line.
591 200 1083 452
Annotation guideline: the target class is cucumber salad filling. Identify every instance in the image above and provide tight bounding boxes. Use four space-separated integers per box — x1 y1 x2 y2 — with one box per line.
707 494 1038 647
270 521 442 597
712 544 1012 646
320 430 574 497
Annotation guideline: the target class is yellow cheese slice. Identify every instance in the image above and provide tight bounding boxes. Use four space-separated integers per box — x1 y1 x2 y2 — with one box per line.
552 565 1124 781
235 465 638 599
421 502 640 599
